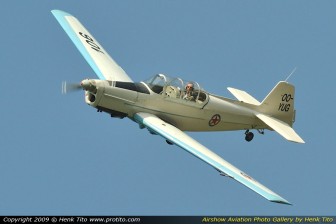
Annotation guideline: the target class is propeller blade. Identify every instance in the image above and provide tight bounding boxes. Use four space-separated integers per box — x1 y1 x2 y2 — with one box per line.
62 81 82 94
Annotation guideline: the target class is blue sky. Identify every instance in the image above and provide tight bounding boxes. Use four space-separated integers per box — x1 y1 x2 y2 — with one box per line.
1 1 335 215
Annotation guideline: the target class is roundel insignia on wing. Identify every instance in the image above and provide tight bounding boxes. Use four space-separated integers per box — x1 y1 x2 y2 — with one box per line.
209 114 221 127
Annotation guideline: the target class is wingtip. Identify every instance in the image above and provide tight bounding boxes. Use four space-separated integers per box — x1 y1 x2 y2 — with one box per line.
51 9 71 17
51 9 61 14
270 200 293 206
290 138 305 144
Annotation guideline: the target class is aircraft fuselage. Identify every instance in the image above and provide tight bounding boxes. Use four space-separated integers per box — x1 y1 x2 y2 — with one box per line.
83 79 267 132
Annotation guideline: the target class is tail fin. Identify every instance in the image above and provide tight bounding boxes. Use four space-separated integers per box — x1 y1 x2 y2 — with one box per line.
257 81 304 143
259 81 296 126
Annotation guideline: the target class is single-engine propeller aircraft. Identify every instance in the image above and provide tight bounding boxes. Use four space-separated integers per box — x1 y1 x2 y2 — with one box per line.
52 10 304 205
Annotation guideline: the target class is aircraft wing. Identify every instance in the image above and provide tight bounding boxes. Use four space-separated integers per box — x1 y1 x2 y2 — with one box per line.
52 10 132 82
134 112 291 204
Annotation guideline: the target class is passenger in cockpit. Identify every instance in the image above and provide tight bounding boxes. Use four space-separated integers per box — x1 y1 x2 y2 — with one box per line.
183 83 195 101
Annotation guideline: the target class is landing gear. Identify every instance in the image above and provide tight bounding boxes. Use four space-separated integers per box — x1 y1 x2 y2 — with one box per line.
257 129 265 135
245 130 254 142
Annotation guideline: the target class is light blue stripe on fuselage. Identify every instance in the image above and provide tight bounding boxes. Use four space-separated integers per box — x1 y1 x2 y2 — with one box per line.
51 10 105 80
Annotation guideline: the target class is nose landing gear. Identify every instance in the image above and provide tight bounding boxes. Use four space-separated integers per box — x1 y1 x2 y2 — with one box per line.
245 130 254 142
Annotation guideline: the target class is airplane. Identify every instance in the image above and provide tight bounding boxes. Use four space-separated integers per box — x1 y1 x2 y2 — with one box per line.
52 10 304 205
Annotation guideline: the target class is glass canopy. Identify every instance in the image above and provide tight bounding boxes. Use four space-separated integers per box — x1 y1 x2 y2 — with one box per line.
143 74 208 103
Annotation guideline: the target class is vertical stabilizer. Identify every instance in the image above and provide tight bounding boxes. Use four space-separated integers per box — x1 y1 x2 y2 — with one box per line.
259 81 295 126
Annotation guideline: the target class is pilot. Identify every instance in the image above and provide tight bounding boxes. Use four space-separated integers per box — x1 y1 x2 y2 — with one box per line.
183 83 195 101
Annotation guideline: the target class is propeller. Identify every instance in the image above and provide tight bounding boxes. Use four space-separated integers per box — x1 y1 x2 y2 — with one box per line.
61 81 82 94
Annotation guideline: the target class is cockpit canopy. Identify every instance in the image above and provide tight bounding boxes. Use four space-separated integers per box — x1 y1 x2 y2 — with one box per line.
144 74 208 103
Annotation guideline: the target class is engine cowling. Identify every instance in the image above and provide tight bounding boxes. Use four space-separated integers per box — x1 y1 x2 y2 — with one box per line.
81 79 108 106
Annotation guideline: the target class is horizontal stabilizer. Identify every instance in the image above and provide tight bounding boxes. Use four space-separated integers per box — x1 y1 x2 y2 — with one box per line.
256 113 305 143
227 87 260 105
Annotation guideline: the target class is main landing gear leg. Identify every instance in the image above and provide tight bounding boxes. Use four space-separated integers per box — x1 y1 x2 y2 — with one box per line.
245 130 254 142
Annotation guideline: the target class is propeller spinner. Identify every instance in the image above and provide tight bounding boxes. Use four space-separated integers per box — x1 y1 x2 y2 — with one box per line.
61 79 97 94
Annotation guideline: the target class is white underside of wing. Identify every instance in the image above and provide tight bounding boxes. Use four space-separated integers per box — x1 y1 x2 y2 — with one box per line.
52 10 132 82
134 112 291 204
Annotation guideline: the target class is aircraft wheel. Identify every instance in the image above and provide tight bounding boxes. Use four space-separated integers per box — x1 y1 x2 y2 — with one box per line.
245 132 254 142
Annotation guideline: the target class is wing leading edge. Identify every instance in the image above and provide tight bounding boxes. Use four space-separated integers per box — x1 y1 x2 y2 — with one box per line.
134 112 291 205
52 10 132 82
